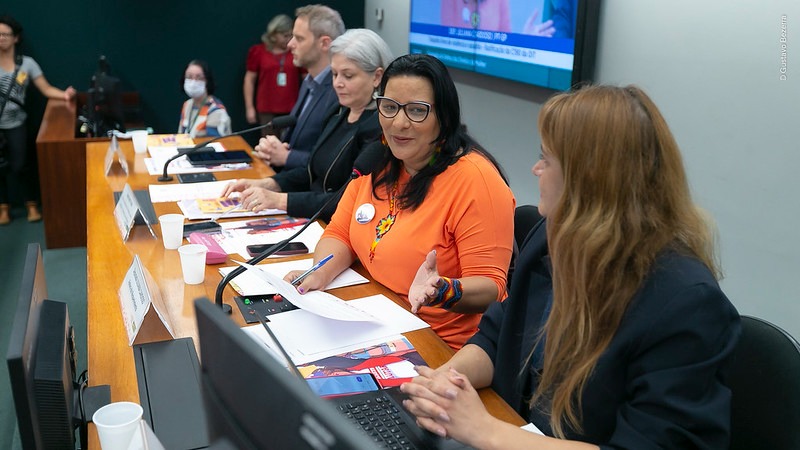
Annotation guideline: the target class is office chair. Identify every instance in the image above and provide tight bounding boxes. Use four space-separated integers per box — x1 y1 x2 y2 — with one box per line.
508 205 543 286
514 205 542 249
728 315 800 450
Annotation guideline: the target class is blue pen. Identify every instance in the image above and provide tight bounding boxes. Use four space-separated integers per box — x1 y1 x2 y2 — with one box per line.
291 254 334 286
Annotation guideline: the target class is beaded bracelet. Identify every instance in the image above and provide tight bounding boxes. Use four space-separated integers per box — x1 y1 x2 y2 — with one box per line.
428 276 463 310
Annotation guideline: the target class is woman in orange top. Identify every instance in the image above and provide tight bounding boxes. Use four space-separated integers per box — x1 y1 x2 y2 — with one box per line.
285 54 515 350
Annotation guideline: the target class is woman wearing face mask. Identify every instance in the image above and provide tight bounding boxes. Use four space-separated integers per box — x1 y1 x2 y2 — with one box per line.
178 60 231 138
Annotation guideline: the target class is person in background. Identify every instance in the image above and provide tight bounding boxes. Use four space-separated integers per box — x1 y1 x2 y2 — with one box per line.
223 29 393 221
0 14 75 225
253 4 343 170
243 14 303 136
178 60 231 138
400 85 741 449
283 54 515 350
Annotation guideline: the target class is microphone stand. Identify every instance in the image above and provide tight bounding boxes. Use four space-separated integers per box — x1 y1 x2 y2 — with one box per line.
158 123 271 182
213 172 357 314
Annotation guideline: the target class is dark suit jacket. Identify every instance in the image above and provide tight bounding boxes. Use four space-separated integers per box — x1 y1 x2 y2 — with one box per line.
282 69 339 170
469 220 741 449
273 106 381 221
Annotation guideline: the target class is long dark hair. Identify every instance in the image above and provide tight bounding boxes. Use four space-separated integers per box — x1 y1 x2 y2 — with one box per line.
372 54 506 210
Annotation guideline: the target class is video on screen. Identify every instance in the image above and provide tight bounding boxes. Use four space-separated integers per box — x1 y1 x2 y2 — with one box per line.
410 0 584 90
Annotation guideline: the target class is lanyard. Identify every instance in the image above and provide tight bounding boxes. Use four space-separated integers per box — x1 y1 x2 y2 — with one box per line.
187 96 207 132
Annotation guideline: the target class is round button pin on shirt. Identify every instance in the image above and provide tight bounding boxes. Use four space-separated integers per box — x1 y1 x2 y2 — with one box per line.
355 203 376 224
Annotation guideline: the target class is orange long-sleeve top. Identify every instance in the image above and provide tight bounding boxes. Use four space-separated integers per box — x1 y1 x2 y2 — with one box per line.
324 152 515 349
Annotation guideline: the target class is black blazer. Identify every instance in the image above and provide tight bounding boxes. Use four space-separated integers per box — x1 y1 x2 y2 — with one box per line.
273 106 381 220
469 220 741 449
282 70 339 170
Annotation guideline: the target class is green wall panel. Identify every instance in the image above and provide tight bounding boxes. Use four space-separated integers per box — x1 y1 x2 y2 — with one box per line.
6 1 364 139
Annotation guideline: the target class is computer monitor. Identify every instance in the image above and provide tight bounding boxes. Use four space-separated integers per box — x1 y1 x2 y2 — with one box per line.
194 297 377 450
6 243 110 450
5 244 77 448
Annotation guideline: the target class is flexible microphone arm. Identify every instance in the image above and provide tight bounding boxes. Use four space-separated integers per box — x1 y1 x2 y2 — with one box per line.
213 171 357 313
158 116 296 182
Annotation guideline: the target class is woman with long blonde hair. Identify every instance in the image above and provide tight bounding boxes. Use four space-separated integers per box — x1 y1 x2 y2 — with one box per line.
401 85 741 449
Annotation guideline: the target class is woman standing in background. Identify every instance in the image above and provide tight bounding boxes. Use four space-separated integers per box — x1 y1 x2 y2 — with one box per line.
0 14 75 225
243 14 303 136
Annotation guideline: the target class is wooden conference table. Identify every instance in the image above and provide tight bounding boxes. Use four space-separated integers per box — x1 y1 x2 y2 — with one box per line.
85 137 524 448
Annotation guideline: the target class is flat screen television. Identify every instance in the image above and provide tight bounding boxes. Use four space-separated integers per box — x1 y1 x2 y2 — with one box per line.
409 0 601 90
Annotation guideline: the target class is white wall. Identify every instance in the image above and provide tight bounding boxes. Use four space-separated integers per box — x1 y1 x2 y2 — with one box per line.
366 0 800 337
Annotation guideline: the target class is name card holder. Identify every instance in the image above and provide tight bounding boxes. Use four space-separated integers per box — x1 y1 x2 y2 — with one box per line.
118 255 175 346
103 134 129 176
114 183 157 241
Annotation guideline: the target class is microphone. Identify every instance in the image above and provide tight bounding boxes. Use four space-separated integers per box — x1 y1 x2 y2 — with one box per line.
157 115 297 182
213 143 387 313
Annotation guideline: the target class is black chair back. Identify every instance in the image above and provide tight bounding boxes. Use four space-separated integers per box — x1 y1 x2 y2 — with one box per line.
729 316 800 450
508 205 543 286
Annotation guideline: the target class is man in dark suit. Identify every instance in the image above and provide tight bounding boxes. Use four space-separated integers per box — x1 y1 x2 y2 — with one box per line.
253 4 344 170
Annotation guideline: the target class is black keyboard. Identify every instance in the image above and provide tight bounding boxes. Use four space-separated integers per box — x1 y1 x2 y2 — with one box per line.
335 392 420 449
330 388 471 450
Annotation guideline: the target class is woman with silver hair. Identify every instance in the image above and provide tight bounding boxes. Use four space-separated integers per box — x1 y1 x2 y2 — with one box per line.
223 29 394 221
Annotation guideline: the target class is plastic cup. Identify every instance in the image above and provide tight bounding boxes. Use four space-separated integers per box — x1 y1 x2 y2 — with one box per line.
178 244 208 284
130 130 148 154
92 401 143 450
159 214 185 250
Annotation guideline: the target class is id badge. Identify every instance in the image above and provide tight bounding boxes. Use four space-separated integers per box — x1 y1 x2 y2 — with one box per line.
276 72 287 87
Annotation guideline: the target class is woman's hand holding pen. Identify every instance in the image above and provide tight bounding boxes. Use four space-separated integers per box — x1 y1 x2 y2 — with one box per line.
408 250 442 313
284 267 330 294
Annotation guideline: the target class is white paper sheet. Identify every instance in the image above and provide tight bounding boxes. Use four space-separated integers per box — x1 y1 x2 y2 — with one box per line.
218 259 368 295
148 180 233 203
237 262 379 322
242 295 430 364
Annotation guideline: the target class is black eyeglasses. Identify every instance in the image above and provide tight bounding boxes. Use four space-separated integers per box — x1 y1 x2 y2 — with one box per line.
375 96 432 123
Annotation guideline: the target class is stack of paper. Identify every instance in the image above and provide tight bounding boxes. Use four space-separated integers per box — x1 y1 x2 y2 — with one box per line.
243 295 429 365
238 263 429 365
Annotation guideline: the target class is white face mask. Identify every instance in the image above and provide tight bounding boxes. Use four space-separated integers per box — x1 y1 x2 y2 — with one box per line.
184 79 206 98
